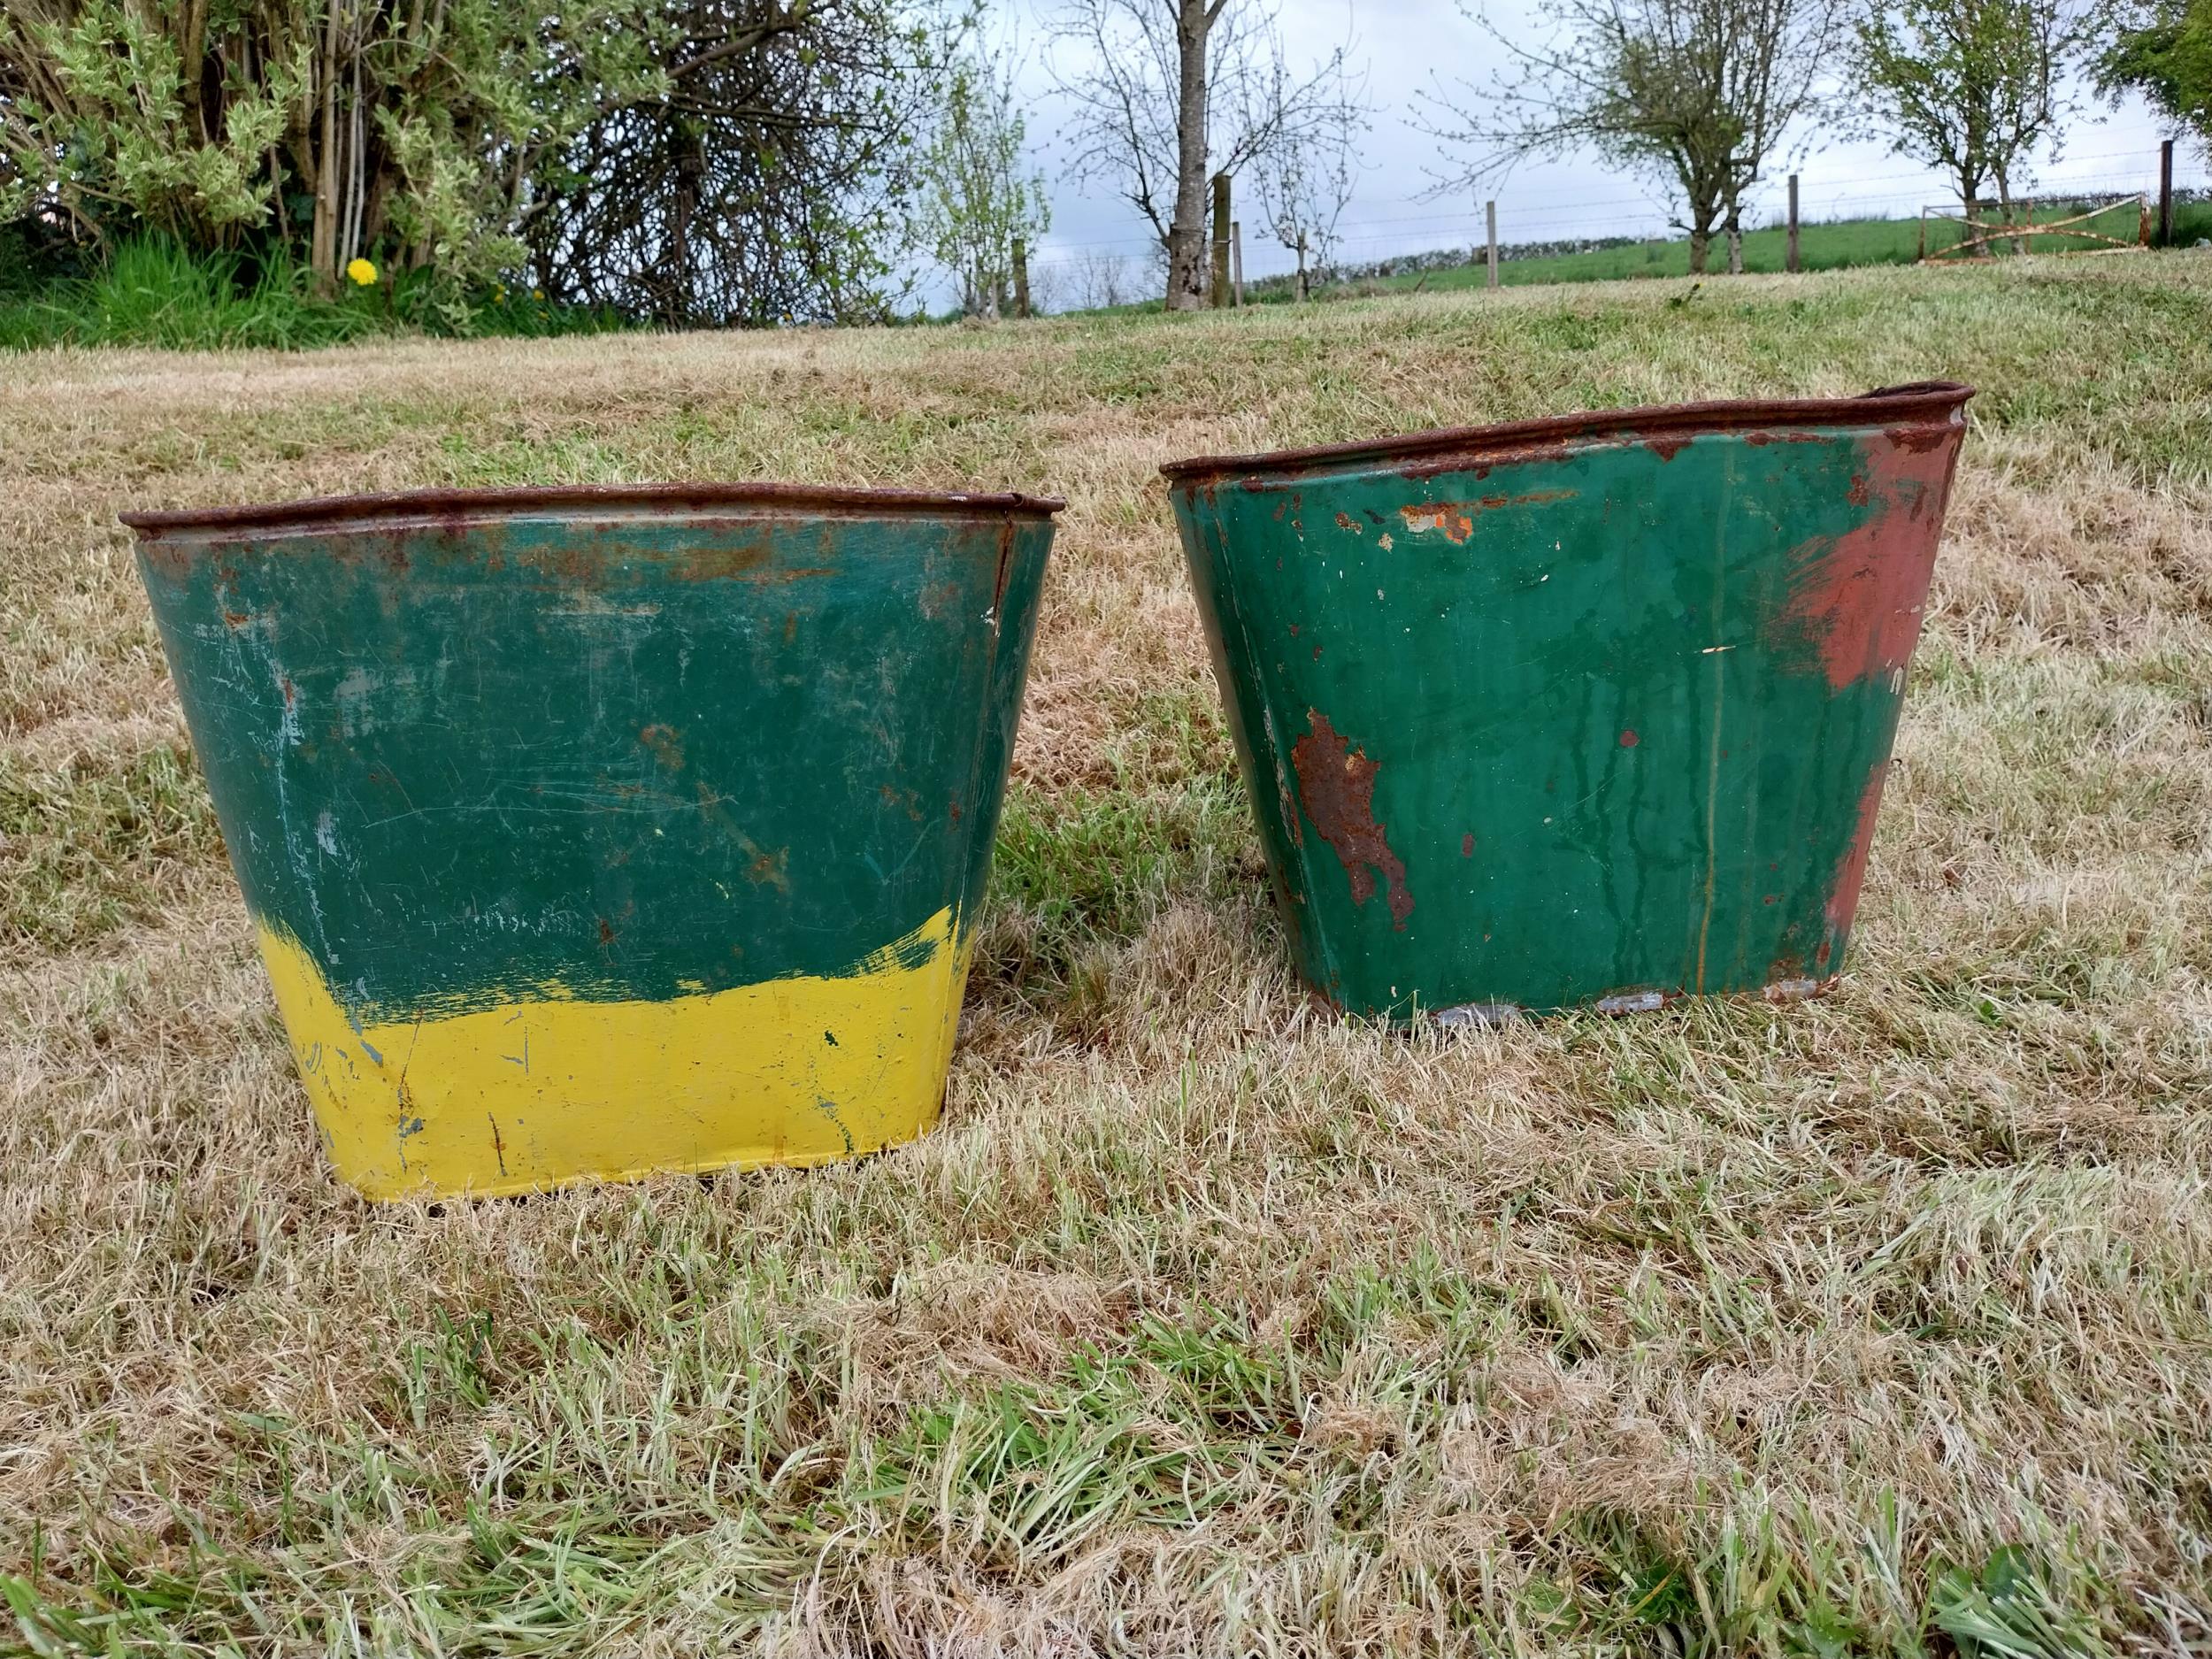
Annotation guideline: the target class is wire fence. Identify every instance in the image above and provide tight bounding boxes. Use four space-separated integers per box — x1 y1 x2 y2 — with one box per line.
1021 142 2212 306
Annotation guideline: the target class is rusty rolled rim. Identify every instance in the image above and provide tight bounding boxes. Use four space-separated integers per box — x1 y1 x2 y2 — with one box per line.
120 480 1066 541
1158 381 1975 482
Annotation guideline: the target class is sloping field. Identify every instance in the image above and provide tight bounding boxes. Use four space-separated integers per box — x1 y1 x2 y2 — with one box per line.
2 259 2209 1655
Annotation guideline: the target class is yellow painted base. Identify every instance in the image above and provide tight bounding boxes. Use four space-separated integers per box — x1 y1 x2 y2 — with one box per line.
254 908 971 1201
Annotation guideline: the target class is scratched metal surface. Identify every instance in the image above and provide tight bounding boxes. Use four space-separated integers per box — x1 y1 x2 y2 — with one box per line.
1165 385 1972 1021
127 486 1058 1196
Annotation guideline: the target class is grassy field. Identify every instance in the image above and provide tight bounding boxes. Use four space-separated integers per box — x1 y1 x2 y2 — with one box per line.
4 256 2211 1655
1266 202 2212 301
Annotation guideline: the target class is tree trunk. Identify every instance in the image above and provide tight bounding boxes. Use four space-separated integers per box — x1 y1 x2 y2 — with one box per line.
1164 0 1210 311
1993 172 2024 256
1725 210 1743 275
1295 232 1308 301
177 0 211 144
1957 169 1983 256
310 0 342 294
1687 226 1709 275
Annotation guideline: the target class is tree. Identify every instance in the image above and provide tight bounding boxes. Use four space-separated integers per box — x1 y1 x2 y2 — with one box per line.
0 0 952 322
0 0 660 294
1254 125 1355 296
2098 0 2212 156
1854 0 2105 242
1068 246 1134 307
913 47 1049 317
1051 0 1362 308
521 0 957 326
1422 0 1840 275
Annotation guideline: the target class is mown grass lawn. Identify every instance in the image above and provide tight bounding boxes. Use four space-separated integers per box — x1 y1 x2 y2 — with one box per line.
1259 202 2212 302
2 255 2209 1655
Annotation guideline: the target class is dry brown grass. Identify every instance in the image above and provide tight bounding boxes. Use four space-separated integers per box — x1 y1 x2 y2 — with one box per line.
2 257 2210 1655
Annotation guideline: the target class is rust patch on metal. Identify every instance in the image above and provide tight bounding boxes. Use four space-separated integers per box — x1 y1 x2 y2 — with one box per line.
1334 511 1363 534
1885 422 1956 454
991 520 1017 612
1289 710 1413 929
1645 434 1693 462
1773 431 1961 688
639 724 685 770
1400 503 1473 542
1397 488 1578 542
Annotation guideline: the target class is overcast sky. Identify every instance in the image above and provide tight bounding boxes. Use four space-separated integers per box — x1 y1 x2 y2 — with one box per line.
979 0 2202 306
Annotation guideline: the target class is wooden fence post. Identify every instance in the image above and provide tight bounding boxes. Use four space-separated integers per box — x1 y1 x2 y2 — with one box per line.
1486 200 1499 288
1786 174 1800 273
2160 139 2176 246
1210 173 1231 309
1231 221 1244 306
1011 237 1030 319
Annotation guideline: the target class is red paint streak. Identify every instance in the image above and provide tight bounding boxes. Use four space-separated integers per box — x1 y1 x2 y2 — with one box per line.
1289 711 1414 930
1618 729 1639 748
1461 833 1475 857
1772 429 1962 688
1847 473 1870 506
1825 762 1893 939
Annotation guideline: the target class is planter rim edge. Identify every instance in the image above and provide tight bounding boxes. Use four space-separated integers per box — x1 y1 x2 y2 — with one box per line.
121 481 1066 540
1158 381 1975 482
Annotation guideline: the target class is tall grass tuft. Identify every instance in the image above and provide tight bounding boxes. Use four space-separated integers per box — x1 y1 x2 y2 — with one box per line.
0 236 630 350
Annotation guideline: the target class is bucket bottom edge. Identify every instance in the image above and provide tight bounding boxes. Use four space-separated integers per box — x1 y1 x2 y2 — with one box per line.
336 1128 946 1204
1309 972 1847 1027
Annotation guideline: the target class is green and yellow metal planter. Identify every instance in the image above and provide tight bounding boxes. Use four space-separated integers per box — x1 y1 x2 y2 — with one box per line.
126 484 1059 1199
1164 384 1972 1021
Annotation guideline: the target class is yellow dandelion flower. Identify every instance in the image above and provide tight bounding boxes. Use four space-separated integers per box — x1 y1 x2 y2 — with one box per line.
346 257 378 288
532 288 545 302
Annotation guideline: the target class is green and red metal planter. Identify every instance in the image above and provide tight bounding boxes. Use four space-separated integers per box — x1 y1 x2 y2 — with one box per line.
124 382 1970 1200
1163 382 1972 1023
